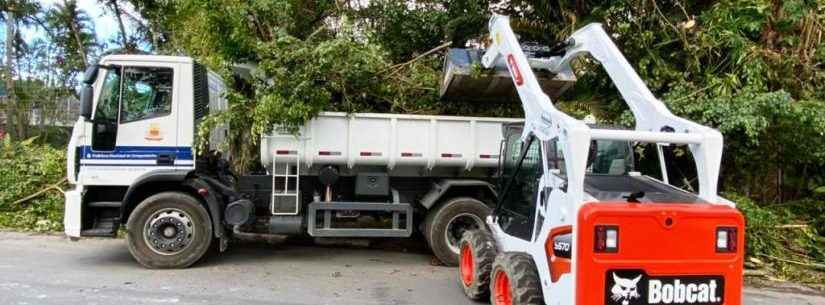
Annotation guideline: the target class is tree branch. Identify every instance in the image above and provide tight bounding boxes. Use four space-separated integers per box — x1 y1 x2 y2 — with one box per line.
12 177 68 206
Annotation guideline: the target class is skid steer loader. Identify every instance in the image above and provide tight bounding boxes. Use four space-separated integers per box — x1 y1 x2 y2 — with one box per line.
453 15 744 305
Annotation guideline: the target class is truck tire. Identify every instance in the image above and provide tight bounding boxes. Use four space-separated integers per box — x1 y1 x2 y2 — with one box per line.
459 230 497 300
490 253 543 305
125 192 213 269
424 197 490 266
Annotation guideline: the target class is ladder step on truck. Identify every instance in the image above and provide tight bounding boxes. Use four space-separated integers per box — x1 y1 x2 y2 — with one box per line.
80 201 122 237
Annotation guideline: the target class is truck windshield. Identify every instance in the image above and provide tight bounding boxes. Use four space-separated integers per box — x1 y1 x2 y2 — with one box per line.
550 139 633 175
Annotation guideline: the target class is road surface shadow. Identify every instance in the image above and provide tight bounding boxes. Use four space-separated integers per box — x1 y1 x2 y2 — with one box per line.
81 233 438 270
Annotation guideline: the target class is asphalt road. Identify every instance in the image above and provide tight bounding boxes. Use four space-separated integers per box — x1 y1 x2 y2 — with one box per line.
0 231 823 305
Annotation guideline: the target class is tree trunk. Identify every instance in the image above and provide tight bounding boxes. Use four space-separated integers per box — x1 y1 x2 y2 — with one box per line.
109 0 129 49
13 42 25 138
64 0 88 69
4 9 20 140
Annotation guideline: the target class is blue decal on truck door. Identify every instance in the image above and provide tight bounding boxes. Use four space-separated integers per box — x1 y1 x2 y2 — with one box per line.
79 146 193 166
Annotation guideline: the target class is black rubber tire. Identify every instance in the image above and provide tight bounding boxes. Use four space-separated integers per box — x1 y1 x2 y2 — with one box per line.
125 192 213 269
458 229 497 300
490 252 544 305
424 197 491 266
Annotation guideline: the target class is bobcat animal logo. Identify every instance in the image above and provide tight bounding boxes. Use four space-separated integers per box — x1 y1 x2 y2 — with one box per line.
611 273 642 305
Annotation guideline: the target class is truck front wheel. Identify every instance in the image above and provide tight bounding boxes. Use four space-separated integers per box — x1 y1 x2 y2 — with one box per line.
125 192 213 269
424 197 490 266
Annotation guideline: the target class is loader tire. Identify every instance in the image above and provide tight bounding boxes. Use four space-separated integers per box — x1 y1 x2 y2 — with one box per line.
458 230 497 300
490 252 543 305
126 192 212 269
424 197 490 266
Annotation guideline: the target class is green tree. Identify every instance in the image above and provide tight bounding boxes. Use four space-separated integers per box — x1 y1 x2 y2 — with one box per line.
43 0 98 86
1 0 41 140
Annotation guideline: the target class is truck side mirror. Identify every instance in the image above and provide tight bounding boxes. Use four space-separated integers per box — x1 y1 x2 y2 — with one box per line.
79 65 99 120
82 65 99 85
79 85 93 120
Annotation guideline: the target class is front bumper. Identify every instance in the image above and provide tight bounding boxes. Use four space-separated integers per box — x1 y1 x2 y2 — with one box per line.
64 187 82 238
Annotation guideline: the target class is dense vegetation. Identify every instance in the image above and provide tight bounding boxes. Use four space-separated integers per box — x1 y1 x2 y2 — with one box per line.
0 137 65 231
2 0 824 284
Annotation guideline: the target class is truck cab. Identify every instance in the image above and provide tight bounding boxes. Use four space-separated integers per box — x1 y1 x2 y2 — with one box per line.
64 55 226 240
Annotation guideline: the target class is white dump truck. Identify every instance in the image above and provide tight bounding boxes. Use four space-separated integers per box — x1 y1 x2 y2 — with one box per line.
63 54 574 268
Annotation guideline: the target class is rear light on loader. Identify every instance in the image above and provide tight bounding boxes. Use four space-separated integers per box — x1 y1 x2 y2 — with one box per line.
716 227 737 253
595 225 619 253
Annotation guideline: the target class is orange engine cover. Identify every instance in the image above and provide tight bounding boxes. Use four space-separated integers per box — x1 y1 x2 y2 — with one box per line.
575 202 744 305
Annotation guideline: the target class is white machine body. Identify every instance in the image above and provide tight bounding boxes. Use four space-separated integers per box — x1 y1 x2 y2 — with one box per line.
480 15 730 305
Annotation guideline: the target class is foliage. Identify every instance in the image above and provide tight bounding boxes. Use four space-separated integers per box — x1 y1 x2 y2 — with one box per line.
11 0 825 281
42 0 100 81
132 0 825 281
728 193 825 283
2 0 100 142
0 137 66 232
541 0 825 204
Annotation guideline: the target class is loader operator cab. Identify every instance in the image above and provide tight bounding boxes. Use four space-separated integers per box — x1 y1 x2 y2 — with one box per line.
497 125 637 241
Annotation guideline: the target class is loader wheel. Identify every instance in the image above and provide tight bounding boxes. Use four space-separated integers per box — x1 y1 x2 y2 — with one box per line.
459 230 497 300
424 197 490 266
126 192 212 269
490 253 543 305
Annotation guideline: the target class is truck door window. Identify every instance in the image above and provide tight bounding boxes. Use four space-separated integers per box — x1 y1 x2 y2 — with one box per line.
91 68 122 151
497 136 541 240
120 67 173 123
94 68 121 122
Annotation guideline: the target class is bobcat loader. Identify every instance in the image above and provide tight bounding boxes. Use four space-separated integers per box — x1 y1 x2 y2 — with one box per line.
456 15 744 305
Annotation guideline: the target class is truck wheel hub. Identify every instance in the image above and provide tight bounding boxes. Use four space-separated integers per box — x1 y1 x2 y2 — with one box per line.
445 213 484 255
144 208 195 255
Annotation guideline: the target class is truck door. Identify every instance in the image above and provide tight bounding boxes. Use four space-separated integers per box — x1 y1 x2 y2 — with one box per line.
496 135 542 240
82 65 179 185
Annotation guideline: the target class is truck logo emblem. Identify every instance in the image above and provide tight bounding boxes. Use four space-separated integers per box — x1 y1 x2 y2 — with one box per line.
145 123 163 141
611 273 641 305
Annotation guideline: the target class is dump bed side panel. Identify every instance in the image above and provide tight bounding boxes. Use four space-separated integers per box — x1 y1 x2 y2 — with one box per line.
576 202 744 305
261 112 522 172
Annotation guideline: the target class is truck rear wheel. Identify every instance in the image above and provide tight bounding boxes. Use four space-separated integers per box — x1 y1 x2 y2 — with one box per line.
424 197 490 266
125 192 213 269
459 229 497 300
490 253 543 305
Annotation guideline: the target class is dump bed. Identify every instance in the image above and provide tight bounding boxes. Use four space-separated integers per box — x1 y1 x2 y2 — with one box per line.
261 112 523 171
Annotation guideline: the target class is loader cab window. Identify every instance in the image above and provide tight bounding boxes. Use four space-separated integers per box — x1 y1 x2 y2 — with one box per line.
549 139 633 176
589 140 633 175
91 67 122 151
497 136 542 241
120 67 173 123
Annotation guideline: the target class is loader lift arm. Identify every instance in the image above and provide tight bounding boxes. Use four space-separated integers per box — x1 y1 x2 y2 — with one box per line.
481 15 724 204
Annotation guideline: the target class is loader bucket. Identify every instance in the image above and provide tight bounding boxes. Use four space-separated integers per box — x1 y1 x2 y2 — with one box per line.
439 48 576 102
